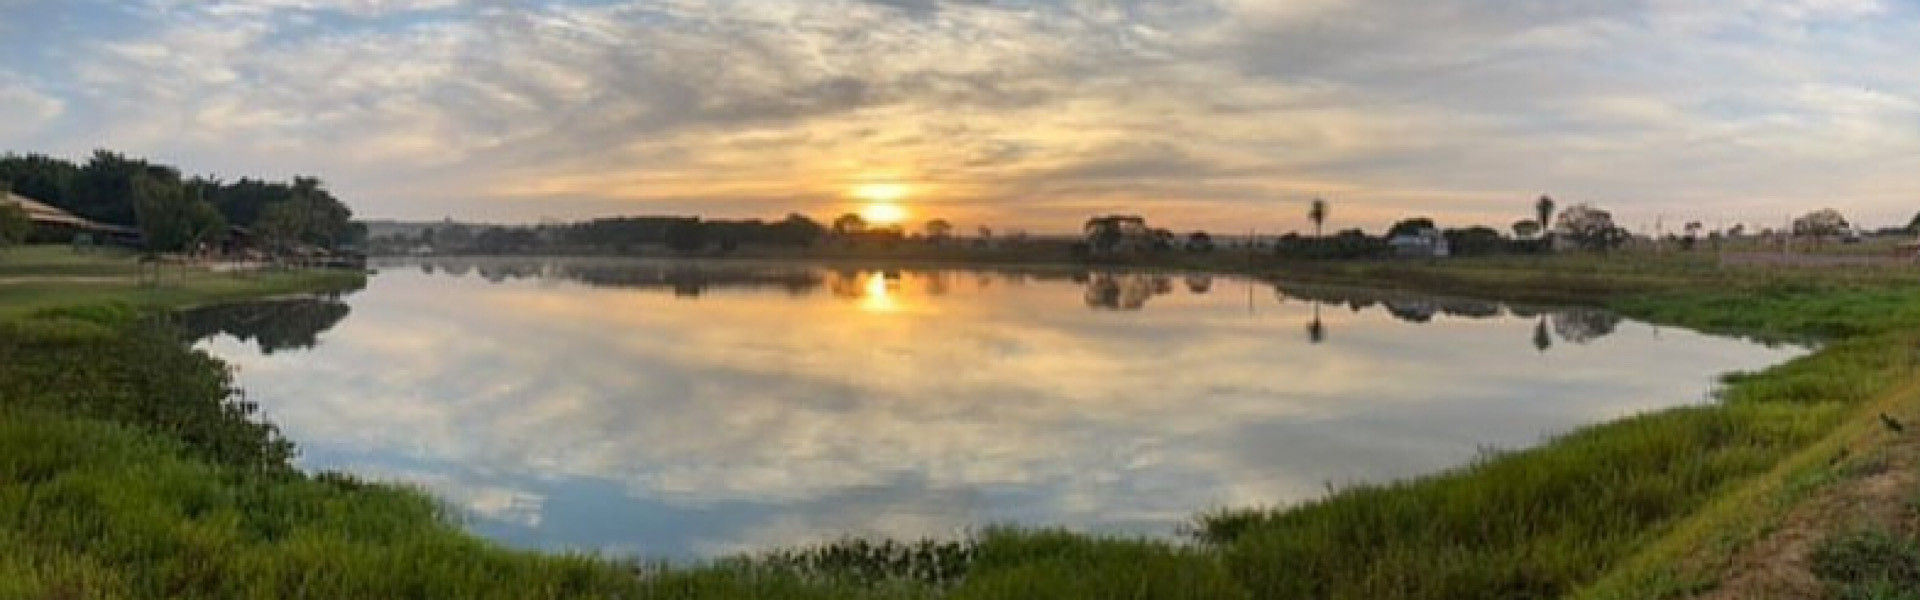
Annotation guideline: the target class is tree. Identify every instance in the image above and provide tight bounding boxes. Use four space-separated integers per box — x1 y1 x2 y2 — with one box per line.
131 174 225 254
1308 198 1328 237
832 213 867 235
1554 203 1629 251
1792 208 1850 239
1512 219 1541 240
1906 212 1920 235
0 192 31 253
1535 195 1556 240
1185 231 1215 253
1387 217 1437 239
0 153 79 210
1681 221 1703 251
252 176 354 251
1443 226 1504 256
664 218 707 253
73 150 173 226
1084 216 1133 254
924 219 953 242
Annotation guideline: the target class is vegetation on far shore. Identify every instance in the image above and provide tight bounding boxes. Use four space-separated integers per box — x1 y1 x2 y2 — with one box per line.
5 245 1920 598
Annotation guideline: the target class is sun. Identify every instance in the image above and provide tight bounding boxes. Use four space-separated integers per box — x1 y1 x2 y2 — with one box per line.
860 202 909 226
851 183 912 225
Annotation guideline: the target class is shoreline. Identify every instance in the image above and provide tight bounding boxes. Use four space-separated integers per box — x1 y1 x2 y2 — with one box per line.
6 245 1919 597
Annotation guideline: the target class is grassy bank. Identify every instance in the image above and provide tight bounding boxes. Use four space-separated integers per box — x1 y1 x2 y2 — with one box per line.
0 246 366 322
7 246 1920 598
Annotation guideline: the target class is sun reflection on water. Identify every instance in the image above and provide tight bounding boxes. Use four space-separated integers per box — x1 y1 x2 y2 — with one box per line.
860 272 901 313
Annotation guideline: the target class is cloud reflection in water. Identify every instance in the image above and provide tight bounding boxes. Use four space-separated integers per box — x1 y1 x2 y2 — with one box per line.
195 259 1802 559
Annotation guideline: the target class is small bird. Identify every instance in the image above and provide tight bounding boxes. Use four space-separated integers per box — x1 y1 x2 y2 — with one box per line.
1879 413 1906 433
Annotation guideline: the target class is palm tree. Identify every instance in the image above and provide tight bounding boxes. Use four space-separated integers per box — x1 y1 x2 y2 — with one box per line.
1535 195 1556 237
1308 198 1328 237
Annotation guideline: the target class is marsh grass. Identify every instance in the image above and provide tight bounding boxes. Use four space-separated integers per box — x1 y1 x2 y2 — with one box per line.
7 247 1920 598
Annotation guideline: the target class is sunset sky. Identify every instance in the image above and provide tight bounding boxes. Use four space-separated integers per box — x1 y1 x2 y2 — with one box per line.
2 0 1917 234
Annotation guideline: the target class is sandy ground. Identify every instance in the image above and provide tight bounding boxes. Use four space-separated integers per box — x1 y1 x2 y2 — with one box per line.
1700 426 1920 599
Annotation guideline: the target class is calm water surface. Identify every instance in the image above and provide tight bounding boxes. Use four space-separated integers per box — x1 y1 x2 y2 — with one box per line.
188 258 1802 559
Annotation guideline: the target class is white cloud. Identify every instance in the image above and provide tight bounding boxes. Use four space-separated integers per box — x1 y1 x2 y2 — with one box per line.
0 77 64 140
5 0 1919 230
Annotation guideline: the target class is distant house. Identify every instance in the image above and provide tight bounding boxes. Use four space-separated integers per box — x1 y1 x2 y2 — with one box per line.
2 192 141 245
1388 228 1450 258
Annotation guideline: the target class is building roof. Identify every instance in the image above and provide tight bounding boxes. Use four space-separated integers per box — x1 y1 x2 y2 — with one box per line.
3 192 139 234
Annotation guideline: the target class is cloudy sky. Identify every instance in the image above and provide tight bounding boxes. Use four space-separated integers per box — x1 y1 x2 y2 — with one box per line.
2 0 1917 233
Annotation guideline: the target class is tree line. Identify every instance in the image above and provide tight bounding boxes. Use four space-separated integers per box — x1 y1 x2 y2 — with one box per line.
0 150 361 253
378 214 831 255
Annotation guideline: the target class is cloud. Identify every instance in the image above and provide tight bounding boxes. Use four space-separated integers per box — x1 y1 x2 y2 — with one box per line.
2 0 1917 230
0 77 64 141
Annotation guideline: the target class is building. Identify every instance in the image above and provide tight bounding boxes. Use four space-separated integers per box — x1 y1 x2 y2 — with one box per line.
1388 228 1450 258
2 192 141 245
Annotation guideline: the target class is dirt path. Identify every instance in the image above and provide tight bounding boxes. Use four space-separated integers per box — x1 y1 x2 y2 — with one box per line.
1699 419 1920 599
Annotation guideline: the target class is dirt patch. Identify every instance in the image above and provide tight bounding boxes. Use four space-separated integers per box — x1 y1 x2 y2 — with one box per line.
1699 428 1920 599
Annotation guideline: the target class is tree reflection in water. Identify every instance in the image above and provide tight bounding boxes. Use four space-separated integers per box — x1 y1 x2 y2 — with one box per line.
1084 272 1175 311
1272 282 1621 349
388 260 1626 350
179 297 355 355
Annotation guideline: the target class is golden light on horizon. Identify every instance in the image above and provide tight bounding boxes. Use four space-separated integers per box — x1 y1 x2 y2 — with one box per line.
851 182 912 226
851 183 910 203
860 202 910 226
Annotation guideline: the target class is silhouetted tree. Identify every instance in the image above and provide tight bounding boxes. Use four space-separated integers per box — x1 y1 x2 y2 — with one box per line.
1681 221 1703 251
1150 228 1176 252
1387 217 1437 239
1308 198 1328 237
924 219 953 242
1186 231 1215 253
832 213 867 235
1555 203 1629 251
1084 216 1140 255
1791 208 1850 239
664 218 708 253
1533 317 1552 353
1536 195 1556 244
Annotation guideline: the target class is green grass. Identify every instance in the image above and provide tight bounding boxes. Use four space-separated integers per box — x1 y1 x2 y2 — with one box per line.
8 246 1920 598
0 245 146 278
1811 529 1920 600
0 410 642 599
0 245 364 323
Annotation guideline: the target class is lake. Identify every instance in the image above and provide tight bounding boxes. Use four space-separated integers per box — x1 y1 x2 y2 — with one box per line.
186 258 1801 560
